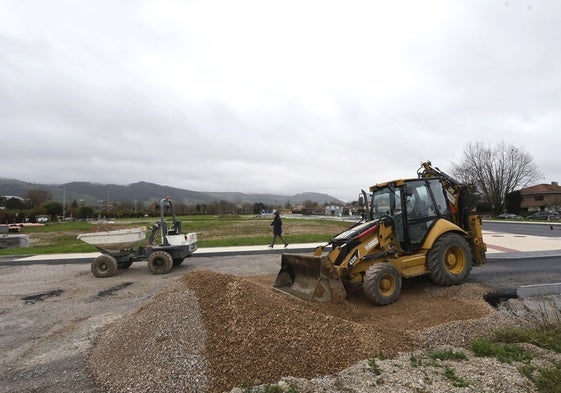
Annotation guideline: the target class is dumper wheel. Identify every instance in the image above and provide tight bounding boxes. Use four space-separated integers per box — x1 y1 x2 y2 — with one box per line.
147 251 173 274
427 233 473 286
91 255 117 278
363 263 402 306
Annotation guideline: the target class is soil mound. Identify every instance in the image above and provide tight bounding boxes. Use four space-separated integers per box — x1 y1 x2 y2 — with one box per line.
88 270 493 393
182 271 384 392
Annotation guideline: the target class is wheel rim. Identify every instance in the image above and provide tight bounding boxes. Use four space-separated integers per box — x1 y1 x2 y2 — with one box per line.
154 258 164 267
445 246 465 274
99 262 108 271
379 273 396 296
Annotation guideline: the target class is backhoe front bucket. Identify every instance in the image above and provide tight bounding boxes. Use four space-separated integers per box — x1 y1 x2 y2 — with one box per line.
273 254 346 303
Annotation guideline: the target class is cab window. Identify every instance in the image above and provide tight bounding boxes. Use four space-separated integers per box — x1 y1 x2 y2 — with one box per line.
405 180 435 219
371 187 401 219
404 180 437 248
428 179 450 216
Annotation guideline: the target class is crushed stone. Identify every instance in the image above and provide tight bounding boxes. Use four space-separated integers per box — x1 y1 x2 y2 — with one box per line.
87 270 559 393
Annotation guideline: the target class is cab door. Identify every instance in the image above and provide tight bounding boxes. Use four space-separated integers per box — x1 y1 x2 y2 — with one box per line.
402 180 439 251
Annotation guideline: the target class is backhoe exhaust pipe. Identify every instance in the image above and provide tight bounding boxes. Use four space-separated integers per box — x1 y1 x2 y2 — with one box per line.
273 254 346 303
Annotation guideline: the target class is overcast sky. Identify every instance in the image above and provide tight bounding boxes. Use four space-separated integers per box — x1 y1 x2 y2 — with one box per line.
1 1 560 201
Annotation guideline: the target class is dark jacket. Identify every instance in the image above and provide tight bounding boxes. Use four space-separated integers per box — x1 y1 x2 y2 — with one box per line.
271 214 282 235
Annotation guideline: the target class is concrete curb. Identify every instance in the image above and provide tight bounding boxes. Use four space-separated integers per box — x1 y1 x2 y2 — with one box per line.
487 249 561 260
0 244 322 266
517 283 561 299
193 245 317 258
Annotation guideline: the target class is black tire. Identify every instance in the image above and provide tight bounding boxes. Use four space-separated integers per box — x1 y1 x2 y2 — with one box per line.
91 255 117 278
117 260 133 269
172 258 184 266
147 251 173 275
363 263 402 306
427 233 472 286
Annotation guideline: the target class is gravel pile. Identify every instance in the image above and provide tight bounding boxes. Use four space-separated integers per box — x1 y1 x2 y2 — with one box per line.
87 280 210 392
87 270 559 393
182 271 384 392
246 301 540 393
89 271 386 392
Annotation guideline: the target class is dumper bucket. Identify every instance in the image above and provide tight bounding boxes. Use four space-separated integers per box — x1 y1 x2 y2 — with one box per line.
273 254 346 303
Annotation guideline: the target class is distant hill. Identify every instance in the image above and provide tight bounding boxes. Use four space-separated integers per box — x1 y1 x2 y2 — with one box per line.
0 178 345 206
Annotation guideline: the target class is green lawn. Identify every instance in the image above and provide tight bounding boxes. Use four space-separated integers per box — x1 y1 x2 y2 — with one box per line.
0 215 354 255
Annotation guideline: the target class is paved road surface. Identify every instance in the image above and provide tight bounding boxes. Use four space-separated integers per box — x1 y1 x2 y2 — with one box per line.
484 220 561 237
1 224 560 294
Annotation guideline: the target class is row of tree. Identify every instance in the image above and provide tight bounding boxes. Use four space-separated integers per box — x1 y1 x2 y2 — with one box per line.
1 141 544 223
0 194 328 224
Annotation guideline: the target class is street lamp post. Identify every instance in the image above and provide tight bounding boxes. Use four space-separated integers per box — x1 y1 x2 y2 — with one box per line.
62 187 66 221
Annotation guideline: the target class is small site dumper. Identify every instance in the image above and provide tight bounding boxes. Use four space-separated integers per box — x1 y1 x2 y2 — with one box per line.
273 162 486 305
79 197 198 278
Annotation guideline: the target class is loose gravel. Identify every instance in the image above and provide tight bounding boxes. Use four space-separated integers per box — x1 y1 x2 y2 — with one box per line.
87 269 561 393
3 255 559 393
88 280 210 392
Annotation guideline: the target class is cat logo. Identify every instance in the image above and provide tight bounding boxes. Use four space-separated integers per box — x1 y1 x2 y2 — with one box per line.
348 251 359 267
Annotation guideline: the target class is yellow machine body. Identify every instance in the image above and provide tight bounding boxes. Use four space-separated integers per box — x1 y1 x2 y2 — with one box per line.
273 161 487 306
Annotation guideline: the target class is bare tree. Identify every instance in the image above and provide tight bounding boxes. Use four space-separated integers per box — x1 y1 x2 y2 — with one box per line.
451 141 542 215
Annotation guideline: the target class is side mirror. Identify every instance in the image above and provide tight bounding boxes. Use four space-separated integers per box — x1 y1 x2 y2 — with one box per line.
358 195 365 206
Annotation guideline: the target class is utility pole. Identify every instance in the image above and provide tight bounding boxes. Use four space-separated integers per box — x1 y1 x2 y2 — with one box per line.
62 187 66 221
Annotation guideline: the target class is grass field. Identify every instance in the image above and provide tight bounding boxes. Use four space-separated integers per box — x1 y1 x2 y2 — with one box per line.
0 215 355 255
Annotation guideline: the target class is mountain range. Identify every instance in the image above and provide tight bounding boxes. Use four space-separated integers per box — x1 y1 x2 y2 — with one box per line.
0 178 345 206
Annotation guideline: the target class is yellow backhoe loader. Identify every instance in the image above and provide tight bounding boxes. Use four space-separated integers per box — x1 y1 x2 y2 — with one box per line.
273 161 486 305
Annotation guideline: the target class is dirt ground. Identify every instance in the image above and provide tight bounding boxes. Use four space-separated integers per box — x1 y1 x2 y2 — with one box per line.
0 253 514 392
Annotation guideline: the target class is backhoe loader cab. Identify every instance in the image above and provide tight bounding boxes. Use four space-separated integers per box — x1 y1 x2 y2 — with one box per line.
273 162 486 306
369 178 454 252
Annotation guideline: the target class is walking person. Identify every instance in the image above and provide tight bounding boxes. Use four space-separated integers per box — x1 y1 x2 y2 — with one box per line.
269 211 288 248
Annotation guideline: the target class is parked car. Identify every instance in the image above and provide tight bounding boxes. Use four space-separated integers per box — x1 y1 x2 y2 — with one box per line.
497 213 523 220
527 211 561 220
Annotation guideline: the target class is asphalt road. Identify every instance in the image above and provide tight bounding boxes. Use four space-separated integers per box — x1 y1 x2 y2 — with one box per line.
484 220 561 237
1 220 560 294
477 221 561 293
2 252 560 298
470 255 561 291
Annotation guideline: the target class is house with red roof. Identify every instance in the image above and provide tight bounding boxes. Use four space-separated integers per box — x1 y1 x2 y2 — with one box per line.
519 182 561 214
